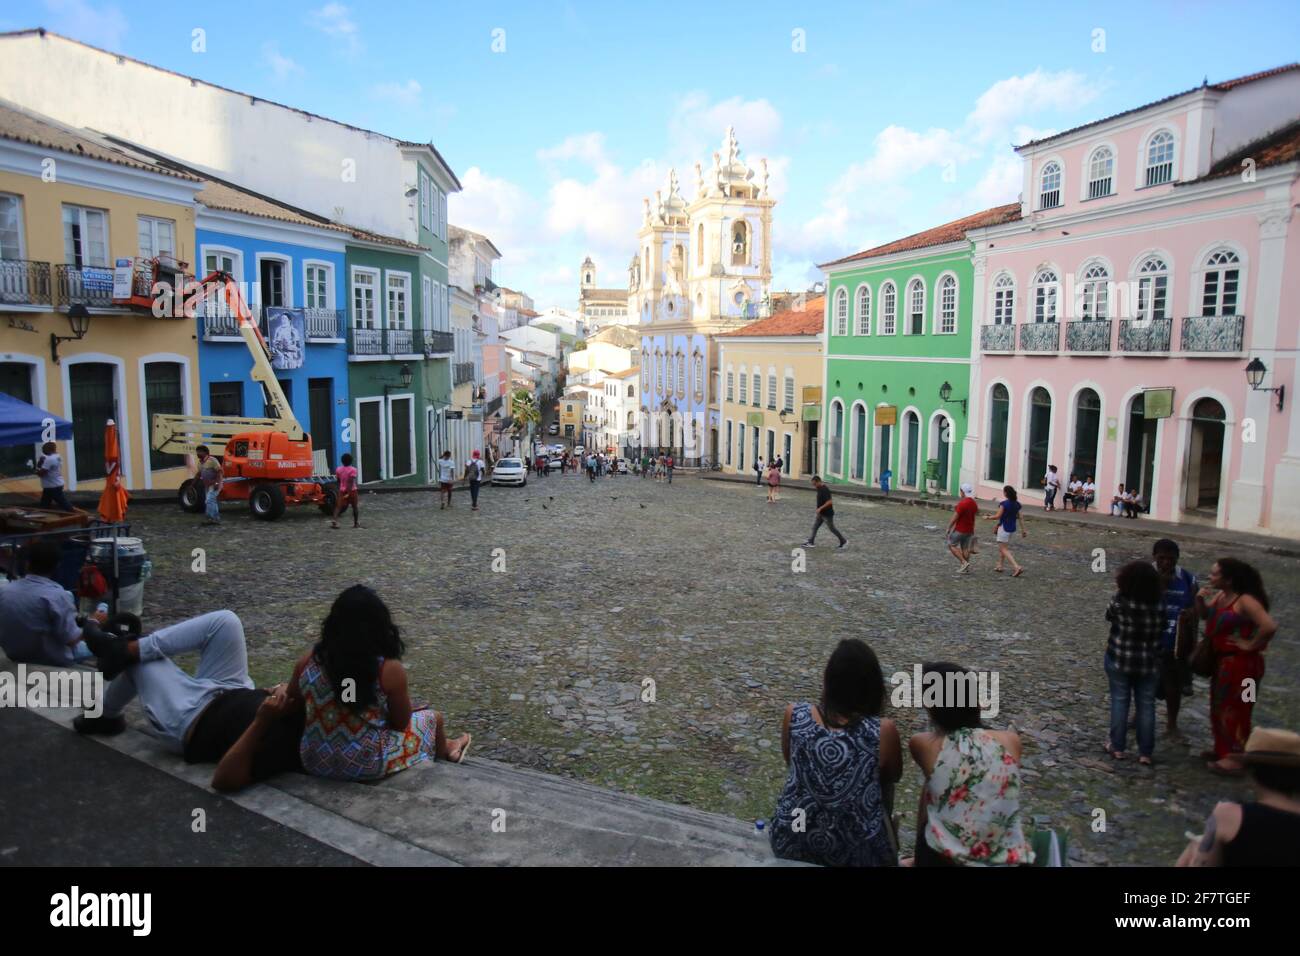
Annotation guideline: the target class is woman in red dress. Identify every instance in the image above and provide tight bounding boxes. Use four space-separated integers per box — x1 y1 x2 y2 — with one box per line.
1196 558 1277 777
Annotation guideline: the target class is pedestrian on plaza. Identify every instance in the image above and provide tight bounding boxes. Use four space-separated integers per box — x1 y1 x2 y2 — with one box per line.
1110 484 1129 517
986 485 1026 576
908 661 1033 867
196 444 223 526
766 459 781 503
1064 474 1081 510
1126 489 1144 518
1042 465 1060 511
755 456 765 486
587 453 597 483
946 482 979 573
436 450 457 509
1153 539 1197 737
641 454 650 479
34 441 73 512
880 468 892 495
330 452 360 529
1103 560 1166 765
770 638 901 867
1176 727 1300 867
464 450 486 512
803 476 847 549
666 454 674 484
1080 476 1096 511
1197 558 1277 777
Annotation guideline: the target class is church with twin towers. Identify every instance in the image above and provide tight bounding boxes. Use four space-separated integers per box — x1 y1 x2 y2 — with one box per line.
605 127 778 464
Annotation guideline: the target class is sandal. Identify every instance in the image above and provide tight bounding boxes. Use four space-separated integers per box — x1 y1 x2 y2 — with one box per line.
452 734 472 764
1012 568 1024 577
1105 743 1127 760
1207 759 1245 778
1138 755 1153 766
993 567 1004 573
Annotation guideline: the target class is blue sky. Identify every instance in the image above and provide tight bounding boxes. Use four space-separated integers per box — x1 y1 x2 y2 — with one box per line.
5 0 1300 309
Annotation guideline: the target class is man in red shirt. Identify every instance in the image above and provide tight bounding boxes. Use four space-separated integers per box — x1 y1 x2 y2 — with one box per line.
947 482 979 573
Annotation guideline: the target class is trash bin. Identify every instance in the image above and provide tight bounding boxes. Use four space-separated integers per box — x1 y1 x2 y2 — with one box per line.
89 536 150 616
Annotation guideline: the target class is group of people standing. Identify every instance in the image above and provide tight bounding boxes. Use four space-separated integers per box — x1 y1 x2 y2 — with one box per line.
639 454 674 482
753 456 785 504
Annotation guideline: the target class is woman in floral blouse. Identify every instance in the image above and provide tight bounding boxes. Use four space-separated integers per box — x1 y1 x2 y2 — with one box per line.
908 661 1033 866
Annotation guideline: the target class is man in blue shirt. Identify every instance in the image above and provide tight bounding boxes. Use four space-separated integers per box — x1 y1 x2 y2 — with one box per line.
1153 538 1197 735
0 538 94 665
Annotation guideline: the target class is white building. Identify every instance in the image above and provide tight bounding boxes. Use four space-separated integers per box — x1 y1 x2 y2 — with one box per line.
602 367 641 456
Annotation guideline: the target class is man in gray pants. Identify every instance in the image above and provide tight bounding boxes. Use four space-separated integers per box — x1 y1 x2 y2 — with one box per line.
803 475 847 549
77 611 304 791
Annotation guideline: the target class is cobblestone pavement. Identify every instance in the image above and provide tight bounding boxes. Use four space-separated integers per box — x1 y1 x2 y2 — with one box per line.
126 471 1299 866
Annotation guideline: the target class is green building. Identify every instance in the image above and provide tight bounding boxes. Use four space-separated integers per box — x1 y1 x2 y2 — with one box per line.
345 146 459 486
818 204 1018 496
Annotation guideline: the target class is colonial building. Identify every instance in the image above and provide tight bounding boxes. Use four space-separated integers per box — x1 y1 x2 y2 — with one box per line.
819 206 1019 496
578 257 630 331
601 366 640 457
718 296 824 477
966 65 1300 536
633 127 776 464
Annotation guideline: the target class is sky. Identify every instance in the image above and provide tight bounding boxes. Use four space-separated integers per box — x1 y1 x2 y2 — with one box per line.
4 0 1300 311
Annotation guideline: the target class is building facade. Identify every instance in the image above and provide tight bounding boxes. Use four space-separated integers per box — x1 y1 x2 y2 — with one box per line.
718 297 824 477
966 66 1300 535
578 258 630 331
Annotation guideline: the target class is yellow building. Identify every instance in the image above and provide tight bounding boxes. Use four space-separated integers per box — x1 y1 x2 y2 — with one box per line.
717 296 824 477
0 102 203 495
559 395 584 444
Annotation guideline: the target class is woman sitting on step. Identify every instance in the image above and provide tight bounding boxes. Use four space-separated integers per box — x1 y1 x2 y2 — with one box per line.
290 585 470 781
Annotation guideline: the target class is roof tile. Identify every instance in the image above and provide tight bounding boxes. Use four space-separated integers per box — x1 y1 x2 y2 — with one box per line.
719 296 825 337
819 204 1021 268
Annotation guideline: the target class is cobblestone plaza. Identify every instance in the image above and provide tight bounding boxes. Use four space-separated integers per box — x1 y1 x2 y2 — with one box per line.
131 472 1299 866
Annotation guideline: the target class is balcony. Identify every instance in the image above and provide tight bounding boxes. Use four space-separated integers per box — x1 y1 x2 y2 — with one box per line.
0 259 52 307
454 362 476 386
981 324 1015 352
304 308 343 340
1181 315 1245 354
1018 322 1060 352
424 330 455 355
485 394 503 415
202 306 241 338
56 263 121 310
1118 318 1172 354
1066 319 1112 353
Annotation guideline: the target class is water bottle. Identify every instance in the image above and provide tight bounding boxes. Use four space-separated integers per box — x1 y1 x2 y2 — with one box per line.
140 558 153 582
754 819 766 837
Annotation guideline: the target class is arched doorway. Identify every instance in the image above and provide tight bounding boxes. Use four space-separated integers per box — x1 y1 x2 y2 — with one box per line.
1071 388 1101 483
902 410 920 488
986 385 1010 483
851 403 867 480
828 400 844 475
1184 398 1226 516
930 413 952 493
1025 387 1052 488
1125 394 1157 509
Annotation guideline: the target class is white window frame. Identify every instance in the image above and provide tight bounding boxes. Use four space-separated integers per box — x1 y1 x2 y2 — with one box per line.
302 259 334 310
0 192 25 259
1132 254 1170 324
880 280 897 335
1033 269 1060 323
992 272 1015 326
355 395 386 483
855 284 871 335
934 272 958 334
62 204 109 267
1197 247 1245 318
422 275 432 331
834 287 848 336
1138 128 1178 189
351 266 380 330
783 369 795 413
1076 260 1111 321
198 245 243 326
386 391 417 480
738 364 748 404
1083 144 1116 201
904 277 926 336
254 252 293 311
767 366 777 410
726 366 734 402
1038 159 1064 210
137 352 194 489
385 270 412 331
137 215 176 260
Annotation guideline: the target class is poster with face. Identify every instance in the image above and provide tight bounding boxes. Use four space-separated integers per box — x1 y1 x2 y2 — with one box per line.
266 307 305 370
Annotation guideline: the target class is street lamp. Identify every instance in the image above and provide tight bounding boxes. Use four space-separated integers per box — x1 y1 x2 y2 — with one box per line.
50 304 91 364
1245 357 1285 411
778 407 800 431
939 380 968 416
383 363 414 394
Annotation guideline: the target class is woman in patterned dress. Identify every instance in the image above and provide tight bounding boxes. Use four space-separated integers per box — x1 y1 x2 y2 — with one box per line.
290 585 470 781
1196 559 1277 777
770 639 901 866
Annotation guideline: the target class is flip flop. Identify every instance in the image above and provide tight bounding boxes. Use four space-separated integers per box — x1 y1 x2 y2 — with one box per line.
452 734 472 764
1104 743 1127 760
993 567 1004 573
1012 568 1024 577
1207 760 1244 778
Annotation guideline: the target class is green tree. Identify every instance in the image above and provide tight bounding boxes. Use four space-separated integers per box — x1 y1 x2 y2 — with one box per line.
510 388 540 451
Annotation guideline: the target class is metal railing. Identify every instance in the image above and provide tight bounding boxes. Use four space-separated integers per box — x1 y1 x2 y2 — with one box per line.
454 362 476 386
485 394 503 415
981 324 1015 351
1118 318 1172 353
1018 322 1060 352
56 263 117 308
1181 315 1245 353
1066 319 1112 352
424 330 454 354
304 308 343 340
0 259 52 306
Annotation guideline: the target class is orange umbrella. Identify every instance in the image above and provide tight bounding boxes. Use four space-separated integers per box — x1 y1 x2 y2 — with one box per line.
97 419 130 522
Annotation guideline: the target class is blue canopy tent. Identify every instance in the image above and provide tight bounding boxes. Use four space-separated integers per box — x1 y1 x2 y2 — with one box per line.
0 392 73 447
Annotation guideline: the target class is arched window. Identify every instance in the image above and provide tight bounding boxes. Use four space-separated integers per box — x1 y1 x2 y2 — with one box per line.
1039 161 1062 208
767 367 777 410
696 223 704 266
584 272 591 284
992 273 1015 325
881 281 897 334
937 274 957 333
851 404 867 480
1033 269 1059 323
828 400 844 475
834 288 848 336
1078 262 1110 320
732 221 748 265
752 370 761 407
676 354 685 397
986 383 1010 482
1201 249 1241 316
1026 387 1052 483
726 367 734 402
906 279 925 335
1072 388 1101 480
738 365 748 404
783 370 794 412
1135 256 1169 322
693 354 703 397
1145 131 1175 186
856 285 871 335
627 384 635 398
1087 146 1114 199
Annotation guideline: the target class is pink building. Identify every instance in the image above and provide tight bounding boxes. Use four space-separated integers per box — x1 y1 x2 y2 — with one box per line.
963 65 1300 537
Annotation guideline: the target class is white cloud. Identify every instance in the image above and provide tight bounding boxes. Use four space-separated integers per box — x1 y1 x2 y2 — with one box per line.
967 69 1103 144
668 92 783 162
450 165 536 260
370 79 422 107
309 2 361 55
262 42 302 81
42 0 127 49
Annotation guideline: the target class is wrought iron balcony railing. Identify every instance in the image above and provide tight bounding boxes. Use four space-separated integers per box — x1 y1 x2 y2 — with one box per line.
1018 322 1060 352
1066 319 1112 353
454 361 476 386
424 330 455 355
0 259 52 306
202 307 241 338
1118 318 1172 353
981 324 1015 352
56 263 119 309
1181 315 1245 353
485 394 503 415
304 308 343 340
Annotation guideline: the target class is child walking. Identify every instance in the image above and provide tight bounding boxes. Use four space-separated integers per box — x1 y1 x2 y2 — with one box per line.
331 453 360 529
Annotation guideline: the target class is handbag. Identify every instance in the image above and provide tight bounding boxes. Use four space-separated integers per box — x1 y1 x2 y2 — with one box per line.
1188 627 1215 678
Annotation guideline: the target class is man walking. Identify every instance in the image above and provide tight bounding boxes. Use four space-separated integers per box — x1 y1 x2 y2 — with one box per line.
1153 538 1198 735
35 441 73 512
436 449 457 509
665 454 674 484
946 482 979 573
803 476 846 549
755 456 765 485
465 449 486 512
196 445 223 526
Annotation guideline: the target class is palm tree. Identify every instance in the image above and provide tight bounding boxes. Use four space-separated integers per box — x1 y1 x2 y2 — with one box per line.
510 388 540 455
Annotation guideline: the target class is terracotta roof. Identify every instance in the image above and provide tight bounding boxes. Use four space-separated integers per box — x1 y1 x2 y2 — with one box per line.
607 367 640 379
346 225 426 252
518 307 540 318
819 204 1021 268
1186 118 1300 183
0 98 200 181
719 296 826 337
1017 63 1300 150
581 288 628 301
197 180 350 233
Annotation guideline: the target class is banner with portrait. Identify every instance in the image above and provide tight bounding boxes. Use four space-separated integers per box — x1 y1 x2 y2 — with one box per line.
265 307 306 370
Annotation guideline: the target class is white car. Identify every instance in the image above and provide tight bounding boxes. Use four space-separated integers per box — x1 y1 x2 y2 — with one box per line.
491 457 527 487
547 422 559 434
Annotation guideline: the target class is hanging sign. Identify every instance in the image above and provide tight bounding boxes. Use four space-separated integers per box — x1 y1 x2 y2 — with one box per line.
875 405 897 427
1144 388 1174 419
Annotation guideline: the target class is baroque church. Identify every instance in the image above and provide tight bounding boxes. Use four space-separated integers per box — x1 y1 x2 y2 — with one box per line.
626 127 776 464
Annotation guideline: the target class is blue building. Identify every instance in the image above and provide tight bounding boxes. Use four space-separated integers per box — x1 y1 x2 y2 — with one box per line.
194 181 350 471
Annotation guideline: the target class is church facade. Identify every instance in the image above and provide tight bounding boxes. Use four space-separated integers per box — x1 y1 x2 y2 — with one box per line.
629 128 776 464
